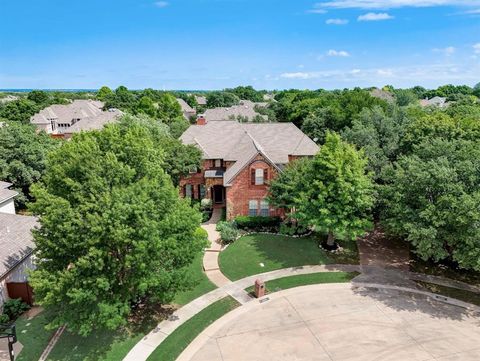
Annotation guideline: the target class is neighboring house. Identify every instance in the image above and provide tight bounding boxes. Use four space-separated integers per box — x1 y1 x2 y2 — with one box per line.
177 98 196 120
203 100 268 122
420 96 448 108
0 182 18 215
0 95 19 104
370 88 395 103
0 184 38 307
194 95 207 107
179 120 318 220
30 100 122 138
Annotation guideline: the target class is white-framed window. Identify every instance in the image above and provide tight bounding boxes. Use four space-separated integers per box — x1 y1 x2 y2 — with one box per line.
189 165 198 174
260 199 269 217
185 184 193 198
214 159 222 168
199 184 206 199
255 169 264 185
248 200 258 216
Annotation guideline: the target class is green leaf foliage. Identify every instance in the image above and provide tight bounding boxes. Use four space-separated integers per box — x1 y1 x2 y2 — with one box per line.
0 121 60 208
28 119 207 335
381 138 480 271
296 132 374 242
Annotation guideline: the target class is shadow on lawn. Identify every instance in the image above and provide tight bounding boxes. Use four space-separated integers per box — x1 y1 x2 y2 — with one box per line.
47 304 175 361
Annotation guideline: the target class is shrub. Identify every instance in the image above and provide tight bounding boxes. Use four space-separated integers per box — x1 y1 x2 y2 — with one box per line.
200 198 212 210
194 227 208 241
0 314 9 324
216 221 239 244
2 298 30 321
279 222 309 236
234 216 281 231
201 210 212 223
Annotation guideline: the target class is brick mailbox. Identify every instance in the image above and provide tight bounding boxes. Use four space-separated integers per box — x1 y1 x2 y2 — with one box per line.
254 279 265 298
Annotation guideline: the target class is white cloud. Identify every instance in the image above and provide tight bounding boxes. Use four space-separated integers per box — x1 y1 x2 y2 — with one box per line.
278 62 480 85
474 43 480 54
358 12 394 21
463 8 480 13
327 49 351 57
433 46 456 56
154 1 169 8
315 1 480 9
326 18 349 24
280 72 316 79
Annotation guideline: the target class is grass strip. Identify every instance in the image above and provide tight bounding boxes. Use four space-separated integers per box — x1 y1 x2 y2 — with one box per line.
245 272 358 294
147 296 240 361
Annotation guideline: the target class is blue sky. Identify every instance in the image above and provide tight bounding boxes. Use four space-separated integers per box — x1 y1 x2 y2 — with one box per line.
0 0 479 90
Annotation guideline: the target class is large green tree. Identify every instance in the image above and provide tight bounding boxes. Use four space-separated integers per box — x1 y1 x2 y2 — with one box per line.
0 122 59 208
0 98 40 123
206 91 240 108
29 120 206 335
270 132 374 247
342 106 411 181
381 138 480 271
297 133 374 246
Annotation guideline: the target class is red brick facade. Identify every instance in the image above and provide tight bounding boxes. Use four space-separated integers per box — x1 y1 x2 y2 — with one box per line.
180 155 287 220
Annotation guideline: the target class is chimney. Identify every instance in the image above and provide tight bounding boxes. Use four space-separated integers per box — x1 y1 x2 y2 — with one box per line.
196 115 207 125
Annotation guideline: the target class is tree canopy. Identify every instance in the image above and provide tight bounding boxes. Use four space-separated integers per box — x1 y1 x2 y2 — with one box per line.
29 119 206 335
269 132 374 247
0 121 60 208
381 138 480 271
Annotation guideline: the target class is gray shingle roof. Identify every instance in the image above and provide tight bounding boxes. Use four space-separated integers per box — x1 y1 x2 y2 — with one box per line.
0 181 17 204
203 100 267 122
180 121 319 186
176 98 195 113
66 109 122 133
0 213 38 279
195 95 207 106
0 189 18 204
0 181 12 189
31 100 122 133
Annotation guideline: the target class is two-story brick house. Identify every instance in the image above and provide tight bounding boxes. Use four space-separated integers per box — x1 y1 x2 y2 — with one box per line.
179 119 318 220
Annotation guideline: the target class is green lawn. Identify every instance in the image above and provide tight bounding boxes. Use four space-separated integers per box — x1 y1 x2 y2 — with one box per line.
147 296 239 361
219 233 359 281
173 252 217 305
16 252 216 361
16 308 57 361
245 272 359 295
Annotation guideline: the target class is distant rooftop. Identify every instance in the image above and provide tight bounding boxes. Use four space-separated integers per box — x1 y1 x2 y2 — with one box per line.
203 100 267 122
30 100 122 134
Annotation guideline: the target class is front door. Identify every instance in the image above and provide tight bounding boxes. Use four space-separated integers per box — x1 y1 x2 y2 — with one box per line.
213 186 224 204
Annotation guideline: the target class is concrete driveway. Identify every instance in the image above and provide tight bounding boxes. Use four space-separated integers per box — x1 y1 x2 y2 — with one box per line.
178 284 480 361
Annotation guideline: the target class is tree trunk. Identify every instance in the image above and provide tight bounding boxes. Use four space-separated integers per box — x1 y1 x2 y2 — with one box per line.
327 231 335 247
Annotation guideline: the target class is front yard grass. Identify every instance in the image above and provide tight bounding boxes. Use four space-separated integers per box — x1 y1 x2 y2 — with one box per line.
146 296 239 361
15 308 56 361
245 272 359 295
219 233 359 281
15 251 216 361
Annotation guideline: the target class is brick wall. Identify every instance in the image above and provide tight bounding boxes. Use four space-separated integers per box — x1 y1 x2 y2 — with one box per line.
226 154 283 220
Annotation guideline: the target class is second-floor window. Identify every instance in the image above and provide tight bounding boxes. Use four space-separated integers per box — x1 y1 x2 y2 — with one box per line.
251 168 267 185
214 159 222 168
